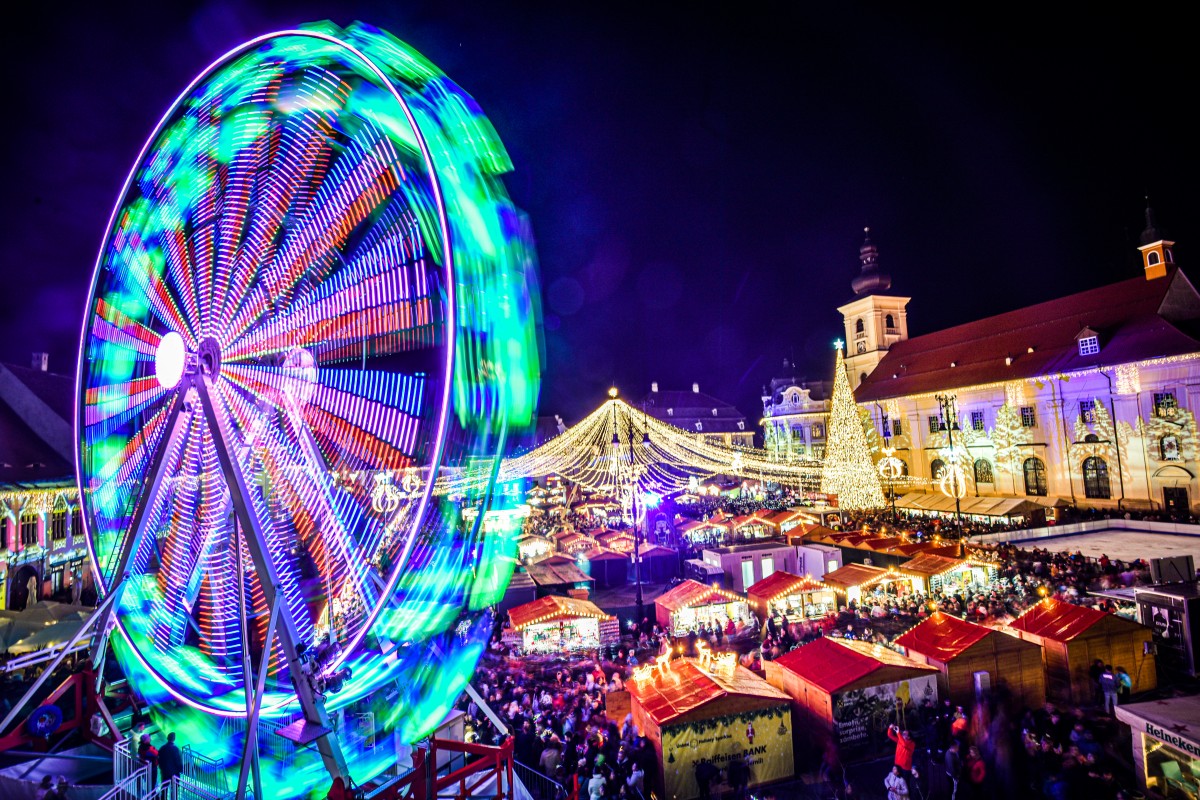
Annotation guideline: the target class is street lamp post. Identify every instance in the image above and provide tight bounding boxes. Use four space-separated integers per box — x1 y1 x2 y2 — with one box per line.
935 393 964 537
627 413 649 629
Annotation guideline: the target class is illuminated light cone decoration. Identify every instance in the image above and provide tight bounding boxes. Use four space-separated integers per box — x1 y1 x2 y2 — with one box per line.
820 346 886 509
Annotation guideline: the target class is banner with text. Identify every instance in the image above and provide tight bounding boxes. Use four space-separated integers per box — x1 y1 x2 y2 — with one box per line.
660 704 794 800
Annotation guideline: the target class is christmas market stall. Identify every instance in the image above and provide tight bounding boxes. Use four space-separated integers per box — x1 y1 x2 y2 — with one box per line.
506 595 620 653
628 654 794 800
580 547 630 589
730 511 773 540
677 518 732 547
763 510 817 537
555 530 599 555
747 572 837 623
898 553 995 595
1007 597 1157 704
894 611 1045 709
516 533 555 563
820 563 920 607
1116 694 1200 800
596 528 637 554
655 579 751 637
763 637 939 756
640 545 680 583
523 562 595 598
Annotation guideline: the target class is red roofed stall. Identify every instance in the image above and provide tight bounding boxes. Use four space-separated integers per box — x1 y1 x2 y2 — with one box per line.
746 571 837 623
1007 598 1156 704
628 657 794 800
506 595 619 653
895 611 1045 708
655 579 750 636
763 637 938 755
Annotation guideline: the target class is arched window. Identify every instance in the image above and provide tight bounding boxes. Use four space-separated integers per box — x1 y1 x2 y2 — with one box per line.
930 459 946 480
1083 433 1100 443
1083 456 1111 499
1023 457 1048 496
900 461 909 476
974 459 994 484
885 314 895 330
1148 251 1162 265
1162 434 1181 461
855 319 865 334
860 372 867 384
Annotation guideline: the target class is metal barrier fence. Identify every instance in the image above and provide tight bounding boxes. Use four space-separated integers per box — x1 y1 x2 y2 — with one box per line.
98 764 153 800
514 760 566 800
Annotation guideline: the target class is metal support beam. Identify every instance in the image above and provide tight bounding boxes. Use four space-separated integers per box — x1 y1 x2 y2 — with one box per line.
237 598 280 800
193 375 349 781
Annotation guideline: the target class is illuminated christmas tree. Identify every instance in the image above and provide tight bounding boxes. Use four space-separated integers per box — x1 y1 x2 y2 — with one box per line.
820 346 886 509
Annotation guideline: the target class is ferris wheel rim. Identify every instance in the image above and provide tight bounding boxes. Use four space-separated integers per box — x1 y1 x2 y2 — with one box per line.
75 27 460 714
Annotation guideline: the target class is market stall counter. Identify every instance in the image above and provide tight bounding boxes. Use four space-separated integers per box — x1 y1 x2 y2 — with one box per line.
1116 694 1200 800
655 579 750 637
506 595 620 653
746 571 837 624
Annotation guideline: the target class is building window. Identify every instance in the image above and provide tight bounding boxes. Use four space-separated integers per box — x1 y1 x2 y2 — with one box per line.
885 314 896 332
694 421 703 431
1080 398 1099 424
974 459 994 484
761 555 776 581
811 424 824 438
929 415 941 434
930 459 947 480
51 510 67 542
1148 251 1161 265
855 319 865 335
1161 435 1181 461
1023 457 1048 496
1078 336 1100 356
970 410 985 431
1020 406 1037 427
891 417 902 436
667 408 673 416
20 514 38 547
791 424 804 439
1083 456 1111 499
881 418 891 438
741 559 755 589
72 508 82 541
1154 391 1179 419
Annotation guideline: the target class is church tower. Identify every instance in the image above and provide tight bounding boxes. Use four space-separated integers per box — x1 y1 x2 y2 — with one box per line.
836 228 910 391
1138 202 1175 280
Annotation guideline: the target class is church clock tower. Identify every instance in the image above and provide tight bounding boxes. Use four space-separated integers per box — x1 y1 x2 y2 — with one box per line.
836 228 910 390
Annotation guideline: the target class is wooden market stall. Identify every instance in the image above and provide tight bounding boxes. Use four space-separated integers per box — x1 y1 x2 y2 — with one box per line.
762 509 816 537
894 611 1045 709
516 533 555 563
580 547 630 589
898 553 996 595
747 572 837 623
507 595 620 653
628 656 794 800
676 518 732 546
524 562 595 598
555 531 599 555
820 563 921 607
596 528 637 554
730 512 773 540
655 579 751 636
763 637 938 756
1007 598 1157 704
640 545 680 583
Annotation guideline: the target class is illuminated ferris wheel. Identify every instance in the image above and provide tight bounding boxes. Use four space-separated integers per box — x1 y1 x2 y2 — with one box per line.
76 22 539 791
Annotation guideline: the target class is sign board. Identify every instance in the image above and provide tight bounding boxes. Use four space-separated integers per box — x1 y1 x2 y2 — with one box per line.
832 673 938 751
660 705 793 800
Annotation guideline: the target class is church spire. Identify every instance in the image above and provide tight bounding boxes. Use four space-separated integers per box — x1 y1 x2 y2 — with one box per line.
1137 200 1174 280
850 226 892 296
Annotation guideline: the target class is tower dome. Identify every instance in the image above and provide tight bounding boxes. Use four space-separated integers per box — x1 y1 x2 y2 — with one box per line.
851 226 892 296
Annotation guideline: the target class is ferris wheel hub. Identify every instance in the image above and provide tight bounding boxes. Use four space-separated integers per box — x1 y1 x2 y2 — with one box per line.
196 337 223 379
154 331 186 389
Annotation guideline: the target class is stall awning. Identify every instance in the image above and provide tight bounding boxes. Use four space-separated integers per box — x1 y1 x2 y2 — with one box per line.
894 611 991 661
773 637 937 694
821 563 891 591
628 657 789 725
1007 597 1109 642
525 562 594 587
747 571 829 603
655 579 744 613
899 553 968 579
581 547 631 563
509 595 615 631
640 545 677 558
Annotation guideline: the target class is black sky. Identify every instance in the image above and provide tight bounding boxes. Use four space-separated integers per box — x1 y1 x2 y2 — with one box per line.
1 2 1194 426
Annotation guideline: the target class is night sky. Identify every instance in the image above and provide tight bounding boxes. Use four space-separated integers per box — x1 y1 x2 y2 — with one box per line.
1 3 1194 427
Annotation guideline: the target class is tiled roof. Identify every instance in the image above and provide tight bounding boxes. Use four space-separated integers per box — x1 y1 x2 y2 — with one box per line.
655 579 744 613
899 553 967 578
0 363 74 485
821 562 890 590
629 657 788 725
509 595 615 631
894 612 992 662
746 571 829 602
1008 598 1111 642
642 387 749 433
773 637 936 694
856 269 1200 402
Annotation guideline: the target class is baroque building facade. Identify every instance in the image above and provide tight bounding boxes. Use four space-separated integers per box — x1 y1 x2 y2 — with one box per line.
760 362 830 460
642 383 755 447
843 210 1200 514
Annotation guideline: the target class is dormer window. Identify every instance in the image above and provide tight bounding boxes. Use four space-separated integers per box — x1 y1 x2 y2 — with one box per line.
1078 336 1100 356
737 420 745 431
667 408 673 416
711 408 718 416
695 421 703 431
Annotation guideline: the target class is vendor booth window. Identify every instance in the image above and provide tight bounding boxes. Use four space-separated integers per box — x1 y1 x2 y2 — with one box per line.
761 555 776 580
930 459 946 480
973 459 994 484
1083 456 1111 499
1023 457 1048 496
1144 736 1200 798
741 559 755 589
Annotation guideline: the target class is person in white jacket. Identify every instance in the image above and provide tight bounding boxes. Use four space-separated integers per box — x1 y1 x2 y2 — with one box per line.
884 765 909 800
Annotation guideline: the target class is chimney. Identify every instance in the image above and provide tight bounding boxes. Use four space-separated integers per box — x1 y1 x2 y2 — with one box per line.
32 352 48 372
692 383 700 393
651 381 659 393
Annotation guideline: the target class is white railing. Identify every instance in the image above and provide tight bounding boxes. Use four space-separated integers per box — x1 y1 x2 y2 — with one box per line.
181 744 231 797
976 516 1200 544
114 737 141 786
145 776 236 800
99 764 153 800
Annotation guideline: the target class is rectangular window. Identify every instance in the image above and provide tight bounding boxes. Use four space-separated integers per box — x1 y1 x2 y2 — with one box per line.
20 515 38 547
1154 391 1179 419
929 415 941 434
970 410 985 431
791 424 804 439
811 424 824 438
891 417 902 436
51 510 67 542
1080 398 1098 424
1078 336 1100 356
881 418 891 438
741 559 755 589
1020 406 1037 427
761 555 776 581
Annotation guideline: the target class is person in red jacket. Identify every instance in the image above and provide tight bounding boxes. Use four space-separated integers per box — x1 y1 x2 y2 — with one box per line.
887 724 916 777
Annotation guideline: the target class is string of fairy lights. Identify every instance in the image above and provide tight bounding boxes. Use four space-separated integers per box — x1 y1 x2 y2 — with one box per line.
440 396 825 500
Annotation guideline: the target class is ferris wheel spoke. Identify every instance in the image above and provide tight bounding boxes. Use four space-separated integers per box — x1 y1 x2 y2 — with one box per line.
106 227 196 343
